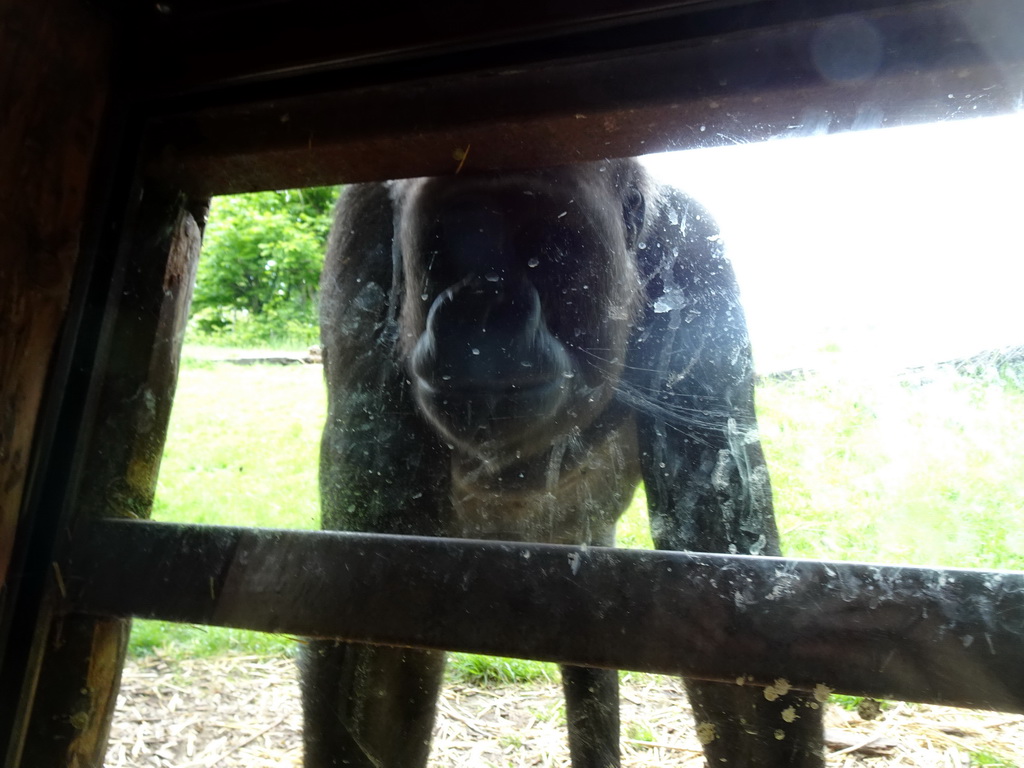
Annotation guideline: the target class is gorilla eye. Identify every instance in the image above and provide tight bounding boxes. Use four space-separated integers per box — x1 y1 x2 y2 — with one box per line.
625 188 644 212
623 187 645 246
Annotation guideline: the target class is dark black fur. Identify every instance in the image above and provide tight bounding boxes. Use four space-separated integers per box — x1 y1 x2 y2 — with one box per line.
304 160 825 767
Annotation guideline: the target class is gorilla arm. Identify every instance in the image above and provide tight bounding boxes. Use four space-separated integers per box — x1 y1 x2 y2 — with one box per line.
305 183 451 768
627 186 826 768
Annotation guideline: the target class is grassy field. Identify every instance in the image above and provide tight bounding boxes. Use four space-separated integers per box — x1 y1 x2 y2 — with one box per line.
758 364 1024 570
133 348 1024 671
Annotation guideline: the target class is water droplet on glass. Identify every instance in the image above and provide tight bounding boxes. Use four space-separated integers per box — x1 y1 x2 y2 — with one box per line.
421 293 429 301
527 257 540 268
638 242 647 250
484 271 500 282
471 348 481 356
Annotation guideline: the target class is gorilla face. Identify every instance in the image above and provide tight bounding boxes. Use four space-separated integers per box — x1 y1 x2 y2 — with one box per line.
311 158 821 768
397 162 649 460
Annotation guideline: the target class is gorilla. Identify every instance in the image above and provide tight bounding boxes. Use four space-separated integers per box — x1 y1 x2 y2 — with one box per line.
303 158 825 767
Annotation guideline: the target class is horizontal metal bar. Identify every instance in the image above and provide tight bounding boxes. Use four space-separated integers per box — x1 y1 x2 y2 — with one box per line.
62 520 1024 713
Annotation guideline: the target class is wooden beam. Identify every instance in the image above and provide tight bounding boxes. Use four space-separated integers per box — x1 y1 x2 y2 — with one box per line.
64 520 1024 714
12 189 203 768
121 0 734 97
143 0 1024 195
123 0 1007 101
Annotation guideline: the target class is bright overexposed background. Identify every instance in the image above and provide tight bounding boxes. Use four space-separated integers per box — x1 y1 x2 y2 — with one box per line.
645 112 1024 374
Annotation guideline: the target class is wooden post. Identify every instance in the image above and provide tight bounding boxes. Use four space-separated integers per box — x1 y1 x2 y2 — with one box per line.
14 189 204 767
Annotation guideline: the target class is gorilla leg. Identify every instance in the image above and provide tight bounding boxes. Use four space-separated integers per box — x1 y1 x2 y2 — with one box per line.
684 679 825 767
561 665 620 768
641 433 826 766
641 423 827 767
629 183 827 765
302 641 447 768
311 181 453 767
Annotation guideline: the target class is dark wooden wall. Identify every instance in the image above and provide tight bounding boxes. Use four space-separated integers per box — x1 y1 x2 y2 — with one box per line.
0 0 112 596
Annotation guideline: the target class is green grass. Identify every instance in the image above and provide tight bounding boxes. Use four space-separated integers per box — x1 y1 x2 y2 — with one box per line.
758 367 1024 569
130 620 297 658
624 721 656 743
132 349 1024 671
447 653 556 686
152 358 325 530
971 750 1019 767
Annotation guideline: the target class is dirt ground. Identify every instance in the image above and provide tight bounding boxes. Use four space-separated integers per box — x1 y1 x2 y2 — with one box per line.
105 654 1024 767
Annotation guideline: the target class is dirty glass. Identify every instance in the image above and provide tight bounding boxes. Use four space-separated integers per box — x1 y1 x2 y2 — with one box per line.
113 112 1024 767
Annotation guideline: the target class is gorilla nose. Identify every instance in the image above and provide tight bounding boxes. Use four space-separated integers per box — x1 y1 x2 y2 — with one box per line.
447 275 540 337
412 277 568 391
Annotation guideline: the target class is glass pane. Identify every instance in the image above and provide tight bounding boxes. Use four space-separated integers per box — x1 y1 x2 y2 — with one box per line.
115 114 1024 768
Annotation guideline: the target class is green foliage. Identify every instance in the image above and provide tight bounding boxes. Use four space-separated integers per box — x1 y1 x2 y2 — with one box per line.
447 653 556 686
190 186 340 346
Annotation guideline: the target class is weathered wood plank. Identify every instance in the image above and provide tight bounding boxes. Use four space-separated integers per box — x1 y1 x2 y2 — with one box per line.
144 0 1024 195
120 0 742 97
65 520 1024 714
16 191 203 768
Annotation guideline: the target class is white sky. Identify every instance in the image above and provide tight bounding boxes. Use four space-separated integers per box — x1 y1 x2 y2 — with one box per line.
644 112 1024 374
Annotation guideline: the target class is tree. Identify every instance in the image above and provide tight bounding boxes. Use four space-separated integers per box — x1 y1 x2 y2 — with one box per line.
190 186 340 345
